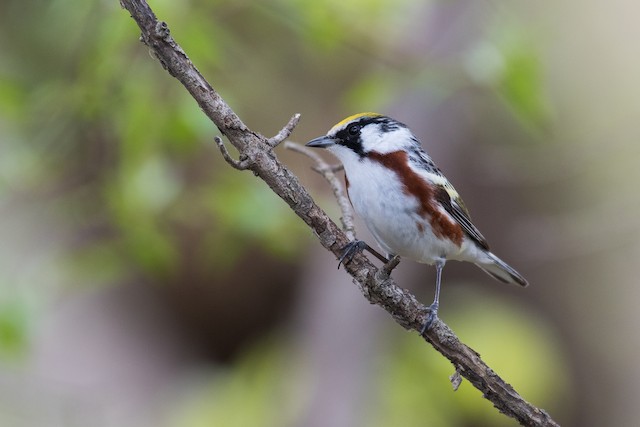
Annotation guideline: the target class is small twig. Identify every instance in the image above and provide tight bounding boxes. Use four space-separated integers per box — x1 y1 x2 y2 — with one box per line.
214 136 251 170
312 164 343 174
450 369 463 391
285 141 356 240
268 113 301 147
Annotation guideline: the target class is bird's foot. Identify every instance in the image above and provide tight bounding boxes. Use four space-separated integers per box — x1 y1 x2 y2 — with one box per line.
337 240 367 269
419 302 439 336
337 240 388 269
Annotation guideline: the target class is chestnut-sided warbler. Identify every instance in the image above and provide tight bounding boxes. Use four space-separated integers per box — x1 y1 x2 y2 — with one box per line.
306 112 528 333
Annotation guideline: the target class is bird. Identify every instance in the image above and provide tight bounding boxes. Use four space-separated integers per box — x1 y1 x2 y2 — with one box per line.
305 112 528 333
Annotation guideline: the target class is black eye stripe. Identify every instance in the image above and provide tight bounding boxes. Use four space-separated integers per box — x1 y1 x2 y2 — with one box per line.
334 126 364 157
332 115 407 158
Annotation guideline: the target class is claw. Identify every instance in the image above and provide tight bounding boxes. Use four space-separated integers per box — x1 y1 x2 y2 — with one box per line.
419 302 439 335
338 240 367 269
337 240 390 269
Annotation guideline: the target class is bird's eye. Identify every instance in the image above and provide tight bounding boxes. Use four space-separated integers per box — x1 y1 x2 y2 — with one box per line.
348 124 360 136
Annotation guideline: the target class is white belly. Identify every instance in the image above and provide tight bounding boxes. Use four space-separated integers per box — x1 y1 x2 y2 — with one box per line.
345 161 463 265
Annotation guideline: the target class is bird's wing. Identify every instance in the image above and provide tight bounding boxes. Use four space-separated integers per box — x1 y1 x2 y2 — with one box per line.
411 149 490 250
434 183 490 250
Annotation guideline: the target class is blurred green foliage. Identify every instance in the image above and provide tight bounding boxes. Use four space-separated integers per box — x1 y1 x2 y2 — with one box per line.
168 337 296 427
166 293 569 427
464 28 552 131
498 43 551 129
370 291 570 427
0 0 565 425
0 0 317 286
0 303 28 361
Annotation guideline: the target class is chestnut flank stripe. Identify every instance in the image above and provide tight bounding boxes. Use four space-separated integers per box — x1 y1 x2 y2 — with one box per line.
368 151 463 246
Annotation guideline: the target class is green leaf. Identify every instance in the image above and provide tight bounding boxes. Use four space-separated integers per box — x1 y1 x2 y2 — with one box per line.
499 45 552 129
0 303 28 361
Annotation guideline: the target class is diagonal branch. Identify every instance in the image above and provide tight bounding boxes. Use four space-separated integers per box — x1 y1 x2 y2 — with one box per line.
118 2 559 426
269 113 301 147
284 141 355 240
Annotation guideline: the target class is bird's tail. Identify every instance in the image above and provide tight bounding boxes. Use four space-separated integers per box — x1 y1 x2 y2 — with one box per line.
475 252 528 287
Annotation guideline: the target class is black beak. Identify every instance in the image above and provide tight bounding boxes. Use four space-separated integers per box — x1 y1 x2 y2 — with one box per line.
305 136 336 148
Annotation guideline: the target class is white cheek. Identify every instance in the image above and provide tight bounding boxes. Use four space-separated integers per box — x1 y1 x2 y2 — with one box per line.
360 126 415 153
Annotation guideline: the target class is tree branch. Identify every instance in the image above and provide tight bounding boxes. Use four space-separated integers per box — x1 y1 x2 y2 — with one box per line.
118 2 560 426
214 136 251 170
284 141 355 240
269 113 301 147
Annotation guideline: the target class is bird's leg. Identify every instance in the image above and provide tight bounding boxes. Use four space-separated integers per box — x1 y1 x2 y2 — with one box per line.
338 240 389 269
420 259 445 335
381 255 401 276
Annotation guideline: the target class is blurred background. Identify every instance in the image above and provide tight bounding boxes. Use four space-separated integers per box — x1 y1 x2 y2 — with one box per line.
1 0 638 426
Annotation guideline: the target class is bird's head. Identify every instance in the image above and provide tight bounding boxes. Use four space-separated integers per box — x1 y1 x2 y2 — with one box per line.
305 113 416 163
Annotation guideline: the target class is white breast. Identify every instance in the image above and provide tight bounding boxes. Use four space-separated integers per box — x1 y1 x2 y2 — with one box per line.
338 154 462 265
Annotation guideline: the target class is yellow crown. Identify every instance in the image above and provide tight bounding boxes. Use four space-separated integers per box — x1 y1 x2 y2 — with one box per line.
330 112 383 133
